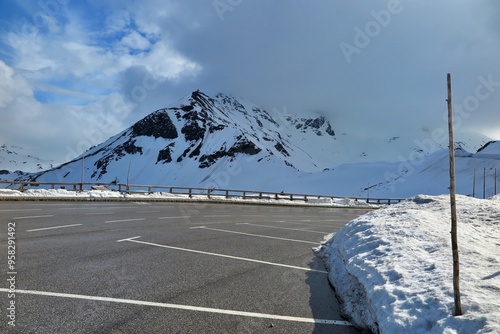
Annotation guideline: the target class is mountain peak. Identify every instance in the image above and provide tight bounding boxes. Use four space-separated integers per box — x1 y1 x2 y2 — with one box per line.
29 91 339 185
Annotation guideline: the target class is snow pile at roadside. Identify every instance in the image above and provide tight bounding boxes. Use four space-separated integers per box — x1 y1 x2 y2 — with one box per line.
0 188 378 207
315 194 500 333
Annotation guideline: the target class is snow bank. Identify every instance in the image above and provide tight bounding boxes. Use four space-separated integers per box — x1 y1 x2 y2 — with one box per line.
0 188 378 208
315 194 500 333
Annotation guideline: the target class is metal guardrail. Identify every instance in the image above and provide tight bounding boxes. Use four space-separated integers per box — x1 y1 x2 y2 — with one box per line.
0 180 405 205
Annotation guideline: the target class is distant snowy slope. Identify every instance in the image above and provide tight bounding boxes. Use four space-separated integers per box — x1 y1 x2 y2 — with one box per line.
261 144 500 198
0 144 54 172
475 140 500 158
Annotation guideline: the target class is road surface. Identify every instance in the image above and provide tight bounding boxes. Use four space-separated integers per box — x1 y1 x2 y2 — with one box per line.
0 201 372 333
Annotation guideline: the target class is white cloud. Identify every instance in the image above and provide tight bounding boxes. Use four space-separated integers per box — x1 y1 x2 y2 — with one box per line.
1 0 500 165
121 31 151 50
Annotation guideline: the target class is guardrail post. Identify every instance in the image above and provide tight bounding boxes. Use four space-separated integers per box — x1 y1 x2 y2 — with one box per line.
207 189 211 199
148 187 152 194
169 187 173 193
189 188 192 198
304 195 308 202
19 182 24 192
243 191 246 199
225 190 229 199
275 194 278 200
259 192 262 199
290 194 293 201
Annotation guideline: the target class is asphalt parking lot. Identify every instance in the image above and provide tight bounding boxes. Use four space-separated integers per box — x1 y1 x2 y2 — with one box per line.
0 201 372 333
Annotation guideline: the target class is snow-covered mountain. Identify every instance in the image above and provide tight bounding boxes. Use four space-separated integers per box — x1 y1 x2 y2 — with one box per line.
0 144 54 180
28 91 338 187
7 91 499 199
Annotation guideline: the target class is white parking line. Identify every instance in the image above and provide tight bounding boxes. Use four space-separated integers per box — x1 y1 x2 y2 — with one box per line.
190 226 319 245
275 221 335 228
117 236 327 273
236 223 328 234
13 215 54 220
105 218 146 223
27 224 82 232
0 288 352 326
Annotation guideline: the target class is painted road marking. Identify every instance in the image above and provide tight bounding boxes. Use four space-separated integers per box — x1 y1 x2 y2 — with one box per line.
117 236 327 274
0 288 352 326
13 215 54 220
203 215 230 218
0 209 42 212
85 212 115 216
27 224 83 232
158 216 189 220
236 223 328 234
191 226 318 245
241 214 267 217
275 221 336 228
105 218 146 223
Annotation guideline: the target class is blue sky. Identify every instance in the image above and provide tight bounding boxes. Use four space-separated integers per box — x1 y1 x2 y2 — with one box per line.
1 0 500 163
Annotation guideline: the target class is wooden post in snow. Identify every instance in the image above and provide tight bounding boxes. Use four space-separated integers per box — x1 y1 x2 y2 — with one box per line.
447 73 462 316
472 168 476 198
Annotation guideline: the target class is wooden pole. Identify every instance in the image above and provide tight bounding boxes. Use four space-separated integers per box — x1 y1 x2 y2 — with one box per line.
447 73 462 316
472 168 476 198
483 167 486 199
81 152 85 191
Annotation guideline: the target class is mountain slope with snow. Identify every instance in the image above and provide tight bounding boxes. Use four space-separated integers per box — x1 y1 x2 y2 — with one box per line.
282 143 500 198
28 91 338 187
0 144 54 181
5 91 498 199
